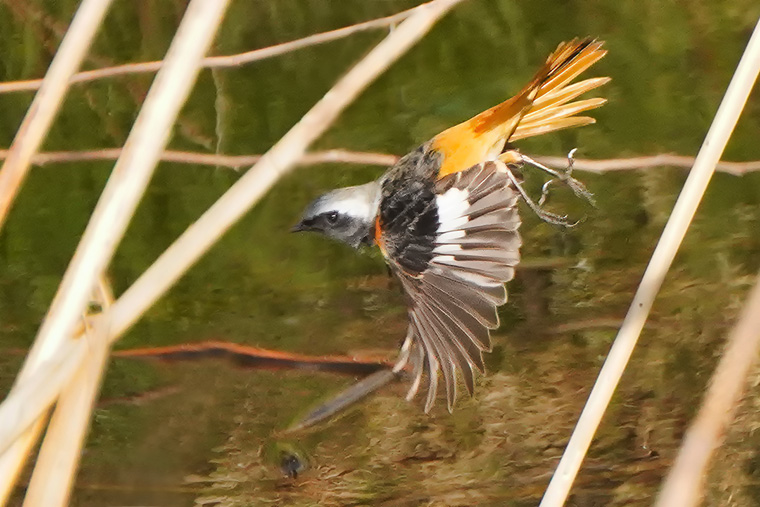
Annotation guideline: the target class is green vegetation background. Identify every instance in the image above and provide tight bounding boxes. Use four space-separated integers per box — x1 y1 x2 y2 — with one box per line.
1 0 759 505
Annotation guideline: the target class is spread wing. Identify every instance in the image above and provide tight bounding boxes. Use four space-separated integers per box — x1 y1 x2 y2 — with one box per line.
378 160 522 412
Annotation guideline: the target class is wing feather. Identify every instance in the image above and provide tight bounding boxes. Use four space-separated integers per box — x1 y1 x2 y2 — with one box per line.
415 296 477 398
412 303 457 410
418 281 491 369
405 338 426 401
382 160 522 410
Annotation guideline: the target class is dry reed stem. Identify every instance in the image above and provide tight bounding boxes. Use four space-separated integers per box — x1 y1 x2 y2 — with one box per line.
534 155 760 176
655 272 760 506
0 346 86 458
0 148 398 170
0 0 115 499
0 0 114 229
0 0 462 501
103 0 463 342
2 148 760 175
0 7 417 94
0 0 231 502
21 337 110 507
540 18 760 507
22 278 114 507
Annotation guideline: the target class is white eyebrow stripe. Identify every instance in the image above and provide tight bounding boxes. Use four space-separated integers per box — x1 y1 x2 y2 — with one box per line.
329 195 374 219
311 181 382 222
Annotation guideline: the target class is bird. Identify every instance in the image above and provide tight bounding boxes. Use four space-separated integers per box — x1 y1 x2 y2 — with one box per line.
292 38 609 413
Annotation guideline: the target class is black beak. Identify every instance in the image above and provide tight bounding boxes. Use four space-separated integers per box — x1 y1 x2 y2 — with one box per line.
291 219 315 233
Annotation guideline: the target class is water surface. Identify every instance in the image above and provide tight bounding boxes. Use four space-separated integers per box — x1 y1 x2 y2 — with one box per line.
1 0 760 505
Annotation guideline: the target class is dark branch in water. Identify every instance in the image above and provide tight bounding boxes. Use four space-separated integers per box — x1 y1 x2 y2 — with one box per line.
113 341 392 376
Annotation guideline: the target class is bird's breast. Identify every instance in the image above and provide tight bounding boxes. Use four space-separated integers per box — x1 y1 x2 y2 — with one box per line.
377 176 439 276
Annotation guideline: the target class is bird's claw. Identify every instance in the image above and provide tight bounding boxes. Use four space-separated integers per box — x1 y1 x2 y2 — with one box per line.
504 166 578 228
505 148 593 227
522 149 596 208
538 178 555 206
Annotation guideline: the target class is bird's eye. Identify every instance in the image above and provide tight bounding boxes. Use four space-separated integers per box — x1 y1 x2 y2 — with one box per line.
325 211 339 224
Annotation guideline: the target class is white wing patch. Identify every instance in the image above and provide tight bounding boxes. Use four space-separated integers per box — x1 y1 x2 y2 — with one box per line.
436 187 470 233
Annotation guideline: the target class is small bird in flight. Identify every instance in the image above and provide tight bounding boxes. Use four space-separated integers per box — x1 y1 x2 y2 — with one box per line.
293 39 609 413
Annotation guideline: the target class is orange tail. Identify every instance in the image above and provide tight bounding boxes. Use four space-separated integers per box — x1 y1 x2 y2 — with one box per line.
433 38 609 178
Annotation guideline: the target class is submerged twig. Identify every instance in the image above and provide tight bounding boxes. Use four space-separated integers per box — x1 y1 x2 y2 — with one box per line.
114 341 392 376
284 369 400 434
540 17 760 507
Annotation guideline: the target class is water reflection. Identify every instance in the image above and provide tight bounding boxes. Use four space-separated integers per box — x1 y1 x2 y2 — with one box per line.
1 0 759 505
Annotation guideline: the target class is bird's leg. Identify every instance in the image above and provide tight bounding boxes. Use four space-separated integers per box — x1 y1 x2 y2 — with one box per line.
521 149 596 207
503 166 578 227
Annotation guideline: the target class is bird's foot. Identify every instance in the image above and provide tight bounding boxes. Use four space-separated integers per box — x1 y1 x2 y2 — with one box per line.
521 149 596 208
503 165 580 228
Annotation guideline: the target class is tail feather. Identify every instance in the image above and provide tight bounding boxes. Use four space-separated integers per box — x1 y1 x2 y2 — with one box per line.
522 97 606 124
536 40 607 102
532 76 611 112
433 38 608 178
511 116 597 141
513 39 609 141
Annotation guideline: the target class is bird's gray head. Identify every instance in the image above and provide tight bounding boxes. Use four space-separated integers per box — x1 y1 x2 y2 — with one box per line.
292 180 381 249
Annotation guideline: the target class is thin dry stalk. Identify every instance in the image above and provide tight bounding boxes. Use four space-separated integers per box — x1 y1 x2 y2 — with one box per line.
655 272 760 507
22 278 114 507
0 0 114 229
0 345 86 456
0 0 231 502
0 6 416 94
534 155 760 176
0 148 399 170
104 0 464 343
3 148 760 175
0 0 462 500
539 18 760 507
21 339 109 507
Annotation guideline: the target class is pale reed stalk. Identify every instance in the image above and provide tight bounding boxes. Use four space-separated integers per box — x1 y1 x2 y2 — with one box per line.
0 0 232 503
103 0 464 352
22 278 113 507
540 17 760 507
0 0 114 229
0 0 463 503
655 272 760 506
